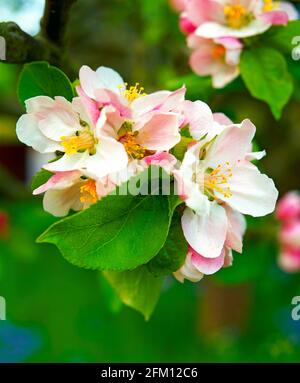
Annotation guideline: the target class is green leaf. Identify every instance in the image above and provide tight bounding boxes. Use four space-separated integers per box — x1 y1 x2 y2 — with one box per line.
18 61 74 107
147 212 187 277
37 175 171 271
171 136 194 161
240 47 293 119
31 168 53 192
262 21 300 55
103 266 163 320
180 126 192 138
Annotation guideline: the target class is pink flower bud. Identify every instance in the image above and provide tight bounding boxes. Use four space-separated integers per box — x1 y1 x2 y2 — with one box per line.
280 221 300 248
179 14 196 35
279 246 300 273
276 191 300 222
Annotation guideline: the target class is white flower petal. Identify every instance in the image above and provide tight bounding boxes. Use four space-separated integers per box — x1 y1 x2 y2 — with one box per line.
95 66 125 93
195 19 270 39
181 203 228 258
43 184 83 217
44 151 90 172
205 119 256 168
85 137 128 178
16 114 62 153
221 162 279 217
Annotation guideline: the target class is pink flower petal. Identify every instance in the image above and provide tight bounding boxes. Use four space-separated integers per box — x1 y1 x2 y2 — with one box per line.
190 245 226 275
261 10 289 25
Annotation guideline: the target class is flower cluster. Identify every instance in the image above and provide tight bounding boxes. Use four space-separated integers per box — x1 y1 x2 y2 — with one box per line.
16 66 278 282
173 0 298 88
276 191 300 272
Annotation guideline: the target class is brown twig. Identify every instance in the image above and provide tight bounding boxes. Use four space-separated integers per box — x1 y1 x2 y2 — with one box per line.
0 0 77 65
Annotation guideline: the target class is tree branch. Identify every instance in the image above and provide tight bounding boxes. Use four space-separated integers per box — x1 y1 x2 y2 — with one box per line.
40 0 77 46
0 0 77 65
0 22 47 63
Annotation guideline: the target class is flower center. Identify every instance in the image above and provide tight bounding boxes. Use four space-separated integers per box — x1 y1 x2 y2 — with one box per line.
119 131 147 159
212 44 226 60
80 179 97 204
121 82 146 102
262 0 277 12
204 163 233 199
224 3 253 28
61 129 95 155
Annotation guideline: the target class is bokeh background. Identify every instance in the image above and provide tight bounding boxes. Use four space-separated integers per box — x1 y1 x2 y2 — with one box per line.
1 0 300 362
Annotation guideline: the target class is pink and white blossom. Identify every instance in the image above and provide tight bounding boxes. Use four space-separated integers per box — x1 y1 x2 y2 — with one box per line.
175 204 246 282
188 35 243 88
173 110 278 281
276 191 300 272
16 95 128 179
181 0 297 40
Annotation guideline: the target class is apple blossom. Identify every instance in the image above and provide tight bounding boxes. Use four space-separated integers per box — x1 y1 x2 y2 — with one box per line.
32 170 117 217
78 65 183 168
175 1 298 88
173 107 278 281
174 205 246 282
16 95 128 179
180 0 298 39
188 34 243 88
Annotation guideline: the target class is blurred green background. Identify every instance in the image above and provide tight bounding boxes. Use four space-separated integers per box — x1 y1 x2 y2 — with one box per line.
1 0 300 362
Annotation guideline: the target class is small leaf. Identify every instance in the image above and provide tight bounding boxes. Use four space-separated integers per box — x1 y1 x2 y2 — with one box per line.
240 47 293 119
147 212 187 277
103 266 163 320
18 61 74 107
37 170 171 271
171 136 194 161
31 169 52 192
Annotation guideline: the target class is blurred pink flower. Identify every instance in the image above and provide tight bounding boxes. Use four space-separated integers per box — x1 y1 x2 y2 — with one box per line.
181 0 297 39
178 0 298 88
276 191 300 272
279 246 300 273
276 191 300 222
188 35 243 88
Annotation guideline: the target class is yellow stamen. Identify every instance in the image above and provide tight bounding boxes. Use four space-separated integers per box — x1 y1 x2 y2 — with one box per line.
61 129 95 155
224 3 253 29
263 0 277 12
204 164 233 199
121 82 146 102
80 179 97 204
119 131 146 159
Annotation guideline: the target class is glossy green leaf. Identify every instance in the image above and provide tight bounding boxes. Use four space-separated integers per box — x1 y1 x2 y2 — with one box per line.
147 212 187 277
103 266 163 320
18 61 74 107
240 47 293 119
37 170 171 271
